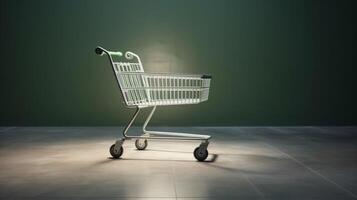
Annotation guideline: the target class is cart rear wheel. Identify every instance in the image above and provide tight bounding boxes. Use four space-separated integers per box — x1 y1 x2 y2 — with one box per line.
135 139 148 150
110 144 123 159
194 147 208 161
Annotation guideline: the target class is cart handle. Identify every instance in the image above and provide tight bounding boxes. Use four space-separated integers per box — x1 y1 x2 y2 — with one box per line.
95 46 123 56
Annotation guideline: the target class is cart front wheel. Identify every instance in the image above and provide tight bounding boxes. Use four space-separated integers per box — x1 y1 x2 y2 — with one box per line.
110 144 123 159
135 139 148 150
194 147 208 161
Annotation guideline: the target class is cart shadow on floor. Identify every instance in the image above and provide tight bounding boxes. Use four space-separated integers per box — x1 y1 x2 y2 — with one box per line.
88 149 219 169
96 151 217 164
81 151 273 175
110 152 218 163
92 153 246 174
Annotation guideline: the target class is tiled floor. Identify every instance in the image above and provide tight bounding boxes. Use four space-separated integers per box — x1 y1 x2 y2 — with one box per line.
0 126 356 199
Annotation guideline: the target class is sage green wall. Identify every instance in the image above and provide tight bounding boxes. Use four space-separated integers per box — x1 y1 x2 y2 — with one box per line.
1 0 356 126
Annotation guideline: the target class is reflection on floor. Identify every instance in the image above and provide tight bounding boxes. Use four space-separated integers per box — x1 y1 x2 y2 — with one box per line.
0 126 356 200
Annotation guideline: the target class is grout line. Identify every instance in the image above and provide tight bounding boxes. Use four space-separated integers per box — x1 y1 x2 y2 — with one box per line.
238 169 266 199
171 161 178 200
260 140 357 199
202 128 266 199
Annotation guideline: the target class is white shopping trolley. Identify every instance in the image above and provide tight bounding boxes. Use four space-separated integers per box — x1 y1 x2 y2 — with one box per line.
95 46 212 161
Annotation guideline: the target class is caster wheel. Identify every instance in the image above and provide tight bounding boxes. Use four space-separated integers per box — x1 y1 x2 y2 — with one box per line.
135 139 148 150
194 147 208 161
110 144 123 159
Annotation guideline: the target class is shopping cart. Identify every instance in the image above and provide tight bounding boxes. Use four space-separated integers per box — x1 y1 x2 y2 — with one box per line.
95 46 212 161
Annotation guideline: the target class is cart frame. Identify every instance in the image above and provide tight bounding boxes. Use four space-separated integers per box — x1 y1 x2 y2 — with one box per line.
95 46 212 161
